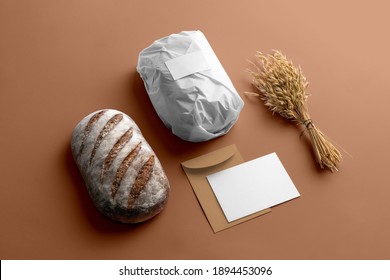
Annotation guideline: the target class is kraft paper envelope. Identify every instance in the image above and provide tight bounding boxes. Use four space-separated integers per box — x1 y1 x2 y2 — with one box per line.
181 144 271 233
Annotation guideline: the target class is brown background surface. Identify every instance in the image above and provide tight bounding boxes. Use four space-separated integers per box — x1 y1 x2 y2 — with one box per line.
1 0 390 259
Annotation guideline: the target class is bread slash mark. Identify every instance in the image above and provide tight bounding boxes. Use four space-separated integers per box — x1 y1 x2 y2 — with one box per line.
111 142 142 198
100 128 133 183
78 110 106 157
89 113 123 165
127 155 155 209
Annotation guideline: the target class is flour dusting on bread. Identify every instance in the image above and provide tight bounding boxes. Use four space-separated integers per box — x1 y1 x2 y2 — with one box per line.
71 109 170 223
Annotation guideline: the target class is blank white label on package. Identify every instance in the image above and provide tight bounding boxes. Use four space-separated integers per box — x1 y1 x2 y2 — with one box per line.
165 51 211 80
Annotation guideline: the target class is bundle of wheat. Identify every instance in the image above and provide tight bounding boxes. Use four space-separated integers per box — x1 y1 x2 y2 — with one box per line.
246 50 342 172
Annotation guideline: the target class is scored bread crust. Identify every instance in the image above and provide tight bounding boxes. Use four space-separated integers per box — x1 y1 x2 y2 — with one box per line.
71 109 170 223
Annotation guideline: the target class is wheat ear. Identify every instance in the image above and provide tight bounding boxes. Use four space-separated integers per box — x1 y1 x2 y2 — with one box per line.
246 50 342 172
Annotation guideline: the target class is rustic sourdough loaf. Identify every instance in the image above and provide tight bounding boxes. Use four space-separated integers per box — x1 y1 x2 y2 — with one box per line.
71 109 170 223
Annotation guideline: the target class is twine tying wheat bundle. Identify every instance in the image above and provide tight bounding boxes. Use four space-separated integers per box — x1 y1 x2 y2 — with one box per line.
246 50 342 172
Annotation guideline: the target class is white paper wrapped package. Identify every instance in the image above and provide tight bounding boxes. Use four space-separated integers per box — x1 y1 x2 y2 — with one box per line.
137 30 244 142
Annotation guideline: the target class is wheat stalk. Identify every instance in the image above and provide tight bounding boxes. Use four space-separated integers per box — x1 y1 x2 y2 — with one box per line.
246 50 342 172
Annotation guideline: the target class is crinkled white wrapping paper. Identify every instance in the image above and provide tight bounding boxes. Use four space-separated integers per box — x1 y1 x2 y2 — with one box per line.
137 30 244 142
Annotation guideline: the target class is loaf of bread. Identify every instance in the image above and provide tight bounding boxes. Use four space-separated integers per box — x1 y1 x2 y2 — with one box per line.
71 109 170 223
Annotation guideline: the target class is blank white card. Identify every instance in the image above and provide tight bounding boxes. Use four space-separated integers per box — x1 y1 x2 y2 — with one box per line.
206 152 300 222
